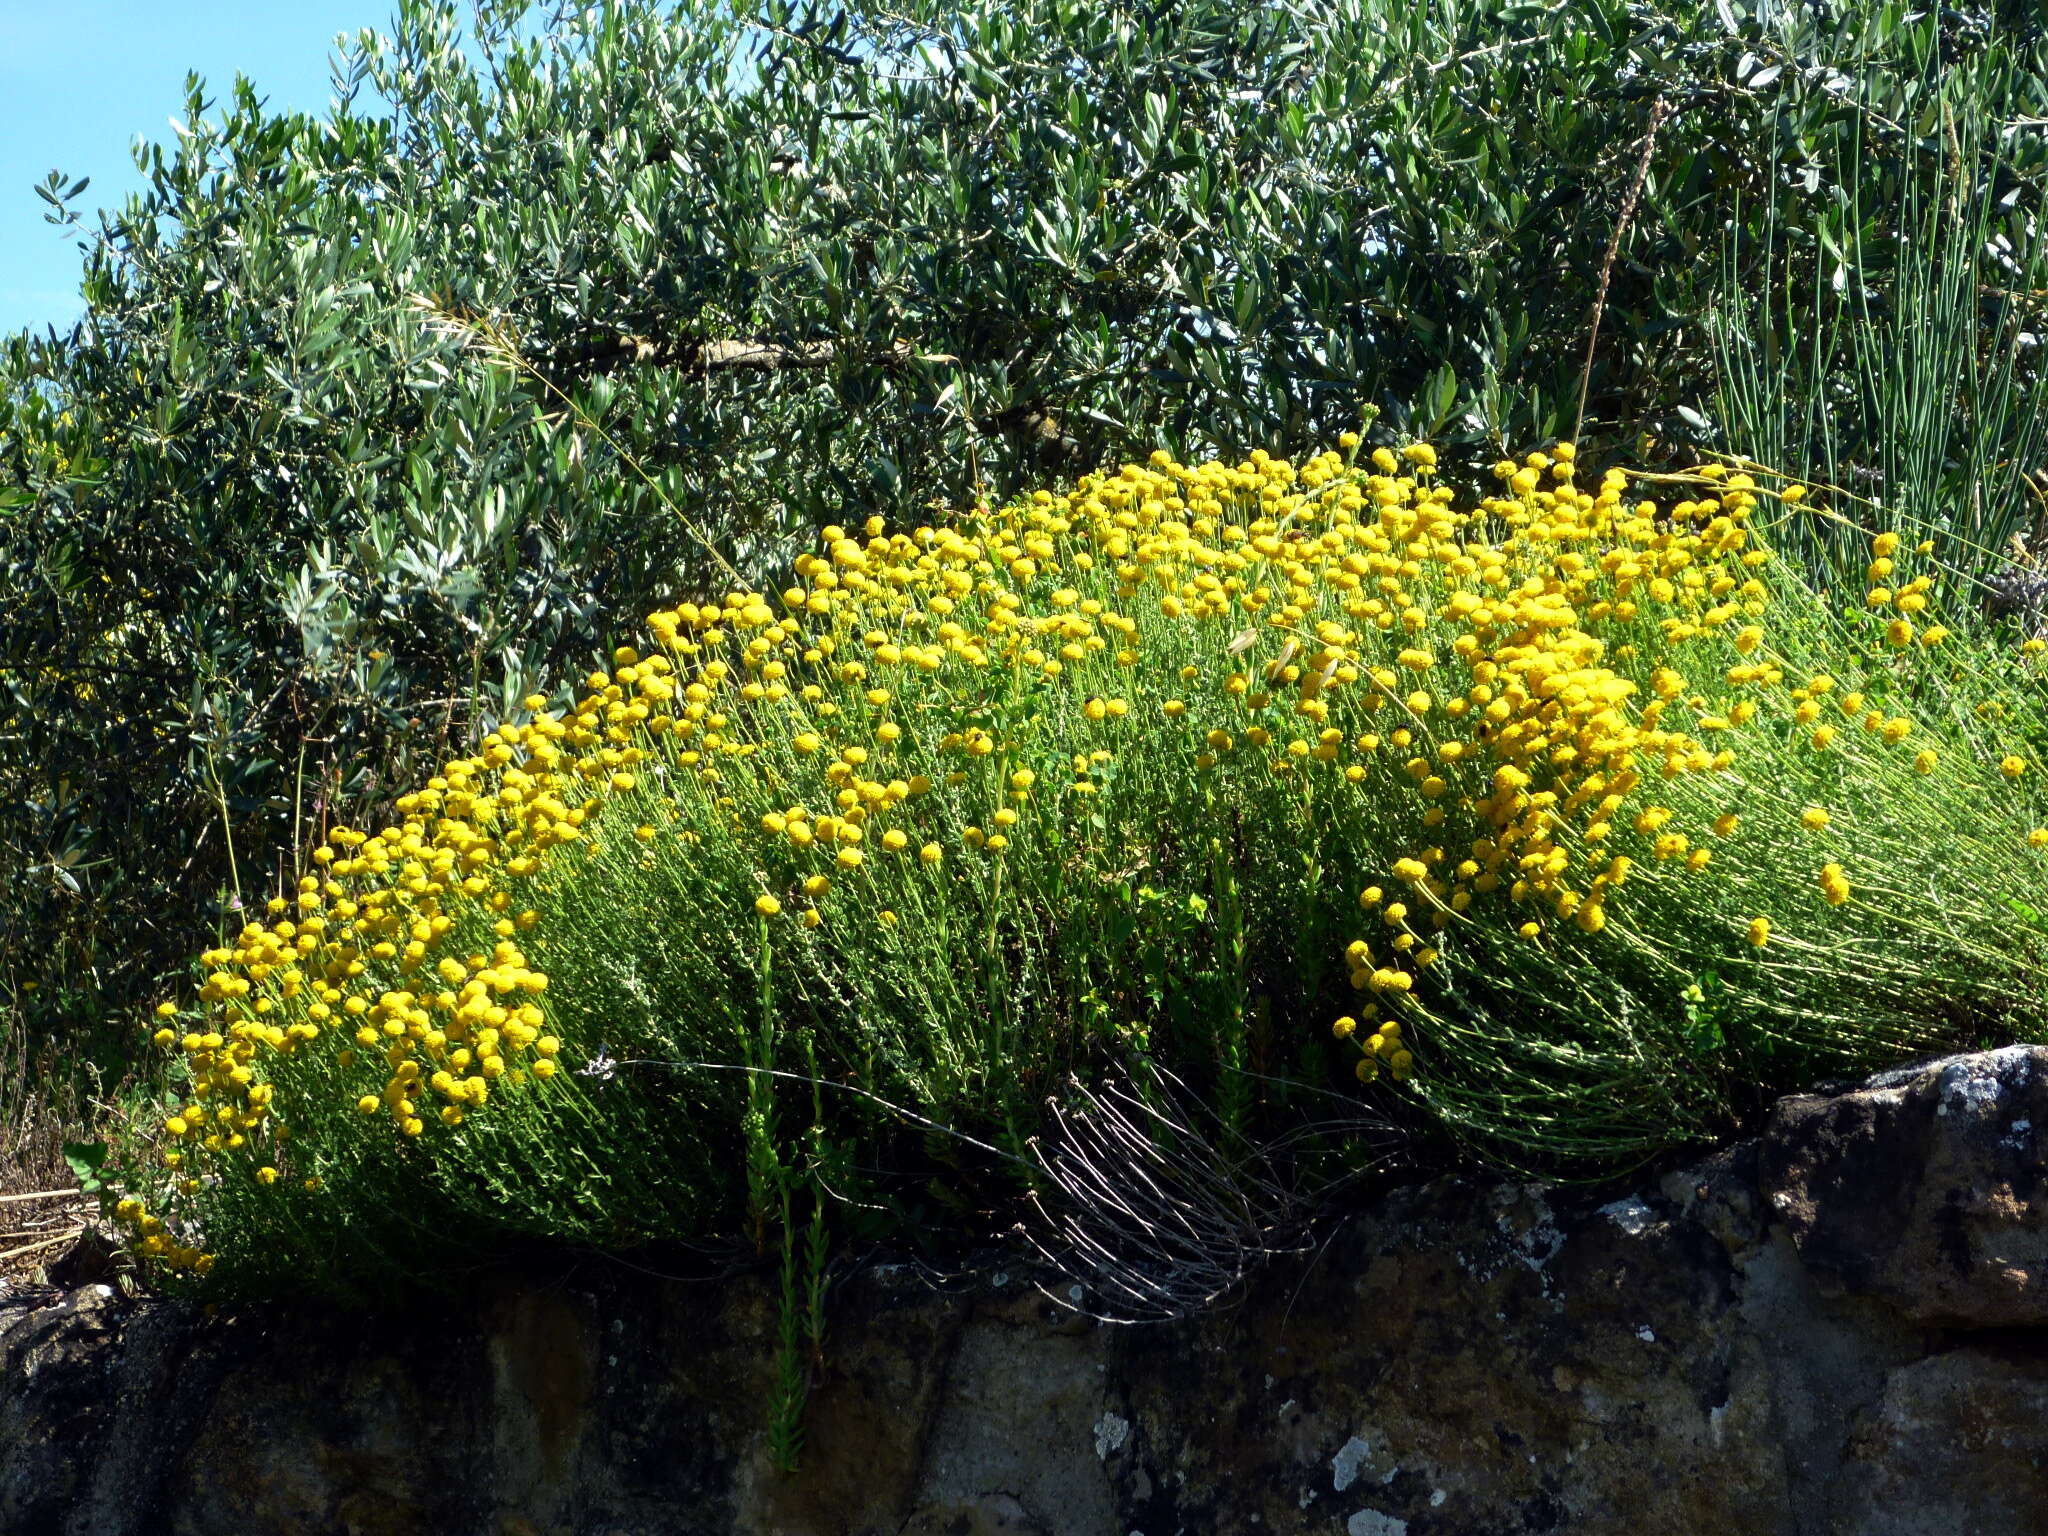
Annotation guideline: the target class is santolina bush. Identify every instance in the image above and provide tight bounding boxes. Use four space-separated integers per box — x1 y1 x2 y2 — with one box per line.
111 442 2048 1292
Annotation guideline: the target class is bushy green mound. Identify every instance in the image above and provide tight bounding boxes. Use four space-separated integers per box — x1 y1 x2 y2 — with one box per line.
113 444 2048 1294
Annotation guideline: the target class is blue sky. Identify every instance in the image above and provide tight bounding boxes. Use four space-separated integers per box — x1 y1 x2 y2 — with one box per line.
0 1 390 336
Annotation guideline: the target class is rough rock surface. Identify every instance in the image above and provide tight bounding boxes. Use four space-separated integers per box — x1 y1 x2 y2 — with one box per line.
7 1049 2048 1535
1761 1044 2048 1324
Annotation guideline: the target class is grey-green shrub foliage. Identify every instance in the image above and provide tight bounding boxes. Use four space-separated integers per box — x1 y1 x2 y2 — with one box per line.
0 0 2041 1077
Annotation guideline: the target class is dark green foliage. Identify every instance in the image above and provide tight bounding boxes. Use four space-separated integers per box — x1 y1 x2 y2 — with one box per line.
2 0 2043 1092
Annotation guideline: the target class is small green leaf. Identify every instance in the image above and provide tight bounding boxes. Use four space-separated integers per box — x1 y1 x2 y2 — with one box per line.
63 1140 109 1193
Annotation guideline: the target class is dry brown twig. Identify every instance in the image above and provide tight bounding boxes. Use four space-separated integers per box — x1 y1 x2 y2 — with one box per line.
1572 96 1671 448
0 1228 85 1267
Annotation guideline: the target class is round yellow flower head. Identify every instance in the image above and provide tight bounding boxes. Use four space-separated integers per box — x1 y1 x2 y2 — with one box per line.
1747 917 1770 948
1819 863 1852 907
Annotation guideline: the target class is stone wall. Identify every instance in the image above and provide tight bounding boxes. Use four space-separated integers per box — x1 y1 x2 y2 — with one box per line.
7 1048 2048 1535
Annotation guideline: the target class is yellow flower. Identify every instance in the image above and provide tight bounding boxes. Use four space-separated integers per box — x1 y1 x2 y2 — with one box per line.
2029 828 2048 850
1747 917 1770 948
2002 755 2028 780
1819 863 1851 906
122 434 2044 1254
1914 748 1938 774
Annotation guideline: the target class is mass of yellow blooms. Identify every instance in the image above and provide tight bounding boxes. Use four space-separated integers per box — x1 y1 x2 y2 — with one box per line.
121 438 2017 1272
